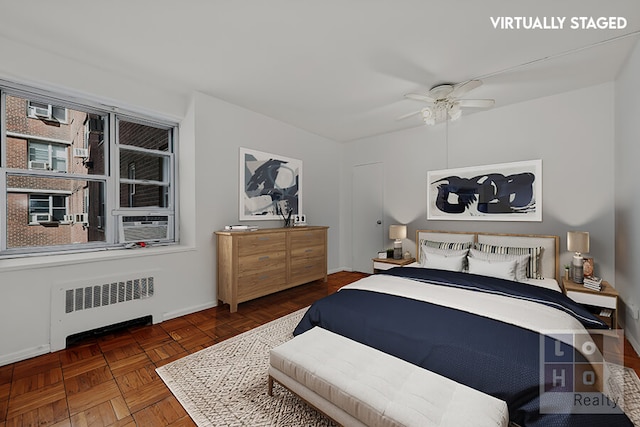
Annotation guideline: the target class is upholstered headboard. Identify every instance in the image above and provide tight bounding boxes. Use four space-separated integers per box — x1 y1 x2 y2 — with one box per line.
415 230 560 280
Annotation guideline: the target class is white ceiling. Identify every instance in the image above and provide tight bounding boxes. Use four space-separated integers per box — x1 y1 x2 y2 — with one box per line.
1 0 639 142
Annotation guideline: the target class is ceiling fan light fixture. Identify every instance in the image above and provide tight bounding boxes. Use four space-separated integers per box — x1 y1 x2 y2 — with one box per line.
421 107 435 125
448 102 462 121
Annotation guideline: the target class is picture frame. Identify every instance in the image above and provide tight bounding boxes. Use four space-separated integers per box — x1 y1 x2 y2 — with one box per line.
427 159 542 221
239 147 302 221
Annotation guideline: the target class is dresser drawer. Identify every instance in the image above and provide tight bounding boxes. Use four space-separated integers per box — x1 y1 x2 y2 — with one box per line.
237 233 286 256
238 269 287 301
290 229 325 249
290 245 325 261
238 251 286 276
291 255 325 279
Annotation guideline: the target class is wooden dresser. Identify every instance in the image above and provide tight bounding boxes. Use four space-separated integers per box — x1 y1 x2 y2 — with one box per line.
215 226 328 312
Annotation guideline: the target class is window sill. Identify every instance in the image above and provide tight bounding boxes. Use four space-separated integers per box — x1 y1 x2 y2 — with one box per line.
0 243 195 273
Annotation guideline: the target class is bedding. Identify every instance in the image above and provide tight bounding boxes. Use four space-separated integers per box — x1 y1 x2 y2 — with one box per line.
294 267 632 427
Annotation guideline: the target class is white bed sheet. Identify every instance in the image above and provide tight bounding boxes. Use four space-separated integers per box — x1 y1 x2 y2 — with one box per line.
402 263 561 292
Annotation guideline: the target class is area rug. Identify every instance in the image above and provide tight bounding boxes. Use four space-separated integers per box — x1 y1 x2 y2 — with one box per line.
157 308 640 426
157 308 334 426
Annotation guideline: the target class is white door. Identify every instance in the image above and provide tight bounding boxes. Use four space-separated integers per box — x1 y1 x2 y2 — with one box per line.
352 162 384 273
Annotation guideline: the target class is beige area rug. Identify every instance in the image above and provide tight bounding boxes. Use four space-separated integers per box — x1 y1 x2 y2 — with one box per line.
157 308 640 426
157 308 334 426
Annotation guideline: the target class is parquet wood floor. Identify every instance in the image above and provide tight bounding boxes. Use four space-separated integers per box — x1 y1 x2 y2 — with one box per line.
1 270 638 426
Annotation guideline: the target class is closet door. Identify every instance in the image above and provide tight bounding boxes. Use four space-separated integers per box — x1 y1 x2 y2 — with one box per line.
352 162 384 273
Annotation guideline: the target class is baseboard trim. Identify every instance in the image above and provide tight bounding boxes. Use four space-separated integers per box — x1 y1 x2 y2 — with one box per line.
0 344 50 367
161 301 218 322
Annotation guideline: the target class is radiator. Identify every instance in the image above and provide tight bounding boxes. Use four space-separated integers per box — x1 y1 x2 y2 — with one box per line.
51 272 160 351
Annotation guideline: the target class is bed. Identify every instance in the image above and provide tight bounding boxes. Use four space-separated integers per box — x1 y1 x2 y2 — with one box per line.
293 230 632 427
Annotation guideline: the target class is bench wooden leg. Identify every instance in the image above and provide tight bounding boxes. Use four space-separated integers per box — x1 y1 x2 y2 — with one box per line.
268 375 274 396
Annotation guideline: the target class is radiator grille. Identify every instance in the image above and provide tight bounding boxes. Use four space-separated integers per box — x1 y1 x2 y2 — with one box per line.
64 276 154 313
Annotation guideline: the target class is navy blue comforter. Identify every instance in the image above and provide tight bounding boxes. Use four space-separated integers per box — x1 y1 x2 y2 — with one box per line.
294 268 632 427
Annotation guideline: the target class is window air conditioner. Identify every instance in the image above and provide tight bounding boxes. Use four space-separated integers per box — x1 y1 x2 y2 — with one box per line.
29 160 50 170
74 213 89 224
28 105 52 119
120 216 169 242
31 213 52 223
73 148 89 158
63 214 74 223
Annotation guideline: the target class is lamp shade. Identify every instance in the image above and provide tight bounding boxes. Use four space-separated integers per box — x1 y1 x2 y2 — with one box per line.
567 231 589 254
389 224 407 240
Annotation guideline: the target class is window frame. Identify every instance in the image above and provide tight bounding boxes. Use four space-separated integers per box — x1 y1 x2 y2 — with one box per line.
0 81 179 258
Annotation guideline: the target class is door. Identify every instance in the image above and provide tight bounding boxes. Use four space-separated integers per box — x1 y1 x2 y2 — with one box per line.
352 162 384 273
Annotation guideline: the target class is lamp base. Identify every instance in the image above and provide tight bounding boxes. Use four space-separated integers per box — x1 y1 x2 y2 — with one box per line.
393 240 402 260
572 254 584 284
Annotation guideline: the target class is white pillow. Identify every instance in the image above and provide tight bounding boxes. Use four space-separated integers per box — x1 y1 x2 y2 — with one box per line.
469 248 530 282
468 257 517 281
421 246 468 267
422 252 466 272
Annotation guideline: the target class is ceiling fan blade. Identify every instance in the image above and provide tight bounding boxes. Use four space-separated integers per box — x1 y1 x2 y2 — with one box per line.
458 99 495 109
397 110 423 120
450 80 482 98
404 93 435 103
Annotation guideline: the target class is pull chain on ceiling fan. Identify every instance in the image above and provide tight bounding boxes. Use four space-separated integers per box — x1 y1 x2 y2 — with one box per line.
399 80 495 125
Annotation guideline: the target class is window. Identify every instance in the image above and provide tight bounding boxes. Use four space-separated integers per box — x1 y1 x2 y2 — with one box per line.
28 141 67 172
1 84 178 256
29 194 67 223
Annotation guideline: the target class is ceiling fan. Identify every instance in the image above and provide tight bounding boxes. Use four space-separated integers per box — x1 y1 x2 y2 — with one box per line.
399 80 495 125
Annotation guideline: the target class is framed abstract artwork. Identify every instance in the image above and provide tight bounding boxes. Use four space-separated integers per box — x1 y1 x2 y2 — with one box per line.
427 159 542 221
239 148 302 221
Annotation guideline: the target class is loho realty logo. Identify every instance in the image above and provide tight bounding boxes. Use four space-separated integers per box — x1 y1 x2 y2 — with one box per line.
540 330 624 414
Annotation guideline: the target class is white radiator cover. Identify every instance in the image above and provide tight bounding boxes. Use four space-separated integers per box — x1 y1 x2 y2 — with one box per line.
50 272 162 351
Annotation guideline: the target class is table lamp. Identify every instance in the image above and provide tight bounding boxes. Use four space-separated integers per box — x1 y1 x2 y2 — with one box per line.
567 231 589 284
389 225 407 260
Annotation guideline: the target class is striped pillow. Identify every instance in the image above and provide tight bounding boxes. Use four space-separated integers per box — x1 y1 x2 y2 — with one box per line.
420 239 472 251
419 239 472 267
474 243 543 279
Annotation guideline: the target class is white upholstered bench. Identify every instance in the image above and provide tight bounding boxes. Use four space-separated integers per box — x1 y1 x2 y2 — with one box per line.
268 326 509 427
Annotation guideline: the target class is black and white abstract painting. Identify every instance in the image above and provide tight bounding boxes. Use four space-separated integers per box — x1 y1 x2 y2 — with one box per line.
239 148 302 221
427 159 542 221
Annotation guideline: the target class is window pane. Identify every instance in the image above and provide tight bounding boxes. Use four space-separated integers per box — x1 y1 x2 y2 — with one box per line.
6 174 106 248
119 150 168 182
6 95 105 175
119 120 169 151
119 183 168 208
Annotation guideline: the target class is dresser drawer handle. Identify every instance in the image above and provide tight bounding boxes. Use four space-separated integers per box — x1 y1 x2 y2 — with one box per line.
258 237 270 241
305 249 314 253
259 275 270 280
258 256 270 261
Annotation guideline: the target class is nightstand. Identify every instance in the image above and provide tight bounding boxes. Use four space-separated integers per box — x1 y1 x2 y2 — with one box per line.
562 278 618 329
372 257 416 273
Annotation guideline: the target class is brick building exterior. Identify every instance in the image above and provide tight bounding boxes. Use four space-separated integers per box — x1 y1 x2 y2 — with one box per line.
5 95 105 249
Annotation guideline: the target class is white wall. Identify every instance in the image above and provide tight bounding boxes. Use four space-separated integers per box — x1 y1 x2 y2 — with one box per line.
0 40 343 365
615 40 640 351
341 83 616 282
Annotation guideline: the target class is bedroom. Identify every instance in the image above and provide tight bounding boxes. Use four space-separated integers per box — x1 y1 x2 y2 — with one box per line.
0 0 640 424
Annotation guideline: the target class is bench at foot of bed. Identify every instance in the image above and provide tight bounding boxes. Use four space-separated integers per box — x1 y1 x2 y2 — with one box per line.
268 326 509 427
